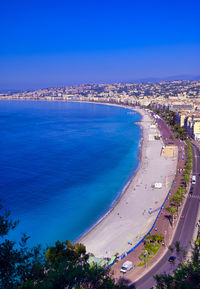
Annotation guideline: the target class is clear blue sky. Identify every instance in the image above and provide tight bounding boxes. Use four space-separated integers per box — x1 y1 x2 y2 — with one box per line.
1 0 200 89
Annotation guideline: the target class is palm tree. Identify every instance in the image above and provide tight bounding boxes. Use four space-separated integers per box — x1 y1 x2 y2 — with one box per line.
183 173 189 185
172 192 184 210
167 206 177 227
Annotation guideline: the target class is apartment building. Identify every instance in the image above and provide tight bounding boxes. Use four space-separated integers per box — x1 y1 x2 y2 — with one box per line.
183 114 200 140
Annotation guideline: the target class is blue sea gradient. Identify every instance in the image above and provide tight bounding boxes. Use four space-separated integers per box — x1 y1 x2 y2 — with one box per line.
0 101 141 247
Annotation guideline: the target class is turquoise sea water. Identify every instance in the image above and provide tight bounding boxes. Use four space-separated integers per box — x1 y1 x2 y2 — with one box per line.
0 101 141 247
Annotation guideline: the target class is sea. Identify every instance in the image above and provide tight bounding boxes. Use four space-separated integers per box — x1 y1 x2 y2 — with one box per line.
0 101 141 248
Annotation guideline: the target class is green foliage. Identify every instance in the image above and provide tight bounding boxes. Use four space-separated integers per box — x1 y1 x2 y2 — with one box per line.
146 234 164 245
151 107 188 139
0 204 19 237
169 135 175 140
154 242 200 289
166 206 178 226
183 173 189 184
171 123 188 140
0 212 45 289
167 206 177 216
168 245 174 252
139 234 164 266
171 189 185 209
0 205 131 289
144 242 155 254
182 139 193 186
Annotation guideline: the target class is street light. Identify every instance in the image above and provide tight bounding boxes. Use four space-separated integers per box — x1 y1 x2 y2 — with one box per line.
164 230 167 246
144 250 148 268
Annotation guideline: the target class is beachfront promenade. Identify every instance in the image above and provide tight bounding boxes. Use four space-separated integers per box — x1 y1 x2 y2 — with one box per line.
80 108 178 258
133 141 200 288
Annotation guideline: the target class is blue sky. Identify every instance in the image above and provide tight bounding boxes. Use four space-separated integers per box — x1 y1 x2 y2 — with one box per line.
0 0 200 89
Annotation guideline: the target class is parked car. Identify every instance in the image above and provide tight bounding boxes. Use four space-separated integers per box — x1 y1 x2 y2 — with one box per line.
120 261 133 273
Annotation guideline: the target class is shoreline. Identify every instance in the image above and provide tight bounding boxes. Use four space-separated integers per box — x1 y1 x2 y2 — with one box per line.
2 99 144 249
77 104 144 247
1 99 178 258
75 104 143 243
79 104 178 258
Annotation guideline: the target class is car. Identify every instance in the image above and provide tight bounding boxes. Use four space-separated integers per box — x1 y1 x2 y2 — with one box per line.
189 187 193 195
168 256 176 263
192 175 196 185
120 261 133 273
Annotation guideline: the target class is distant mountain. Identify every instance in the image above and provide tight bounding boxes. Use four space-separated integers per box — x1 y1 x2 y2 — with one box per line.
1 76 200 92
137 75 200 83
0 89 23 94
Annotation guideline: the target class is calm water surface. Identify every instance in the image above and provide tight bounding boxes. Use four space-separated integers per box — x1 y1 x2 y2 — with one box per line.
0 101 141 247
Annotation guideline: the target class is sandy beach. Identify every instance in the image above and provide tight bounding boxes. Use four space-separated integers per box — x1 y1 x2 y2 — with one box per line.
79 107 178 258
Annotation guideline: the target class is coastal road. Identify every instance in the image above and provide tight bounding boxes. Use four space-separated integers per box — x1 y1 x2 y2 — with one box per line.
133 143 200 289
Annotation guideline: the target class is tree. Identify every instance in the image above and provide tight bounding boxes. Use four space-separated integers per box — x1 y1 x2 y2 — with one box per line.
0 205 45 289
146 234 164 246
154 242 200 289
0 205 131 289
171 192 184 210
154 273 174 289
144 242 155 254
166 206 177 227
25 240 134 289
183 173 189 184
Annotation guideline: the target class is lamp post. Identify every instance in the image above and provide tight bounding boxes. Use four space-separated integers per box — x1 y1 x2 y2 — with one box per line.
144 250 148 268
164 230 167 245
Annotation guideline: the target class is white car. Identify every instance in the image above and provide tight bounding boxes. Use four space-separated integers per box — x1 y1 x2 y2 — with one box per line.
120 261 133 273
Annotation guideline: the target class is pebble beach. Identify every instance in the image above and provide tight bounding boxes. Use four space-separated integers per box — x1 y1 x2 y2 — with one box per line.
79 107 178 258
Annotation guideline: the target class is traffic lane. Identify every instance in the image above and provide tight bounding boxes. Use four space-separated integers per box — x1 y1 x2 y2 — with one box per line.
175 144 200 248
134 144 200 288
135 206 191 289
135 249 175 289
151 114 172 139
135 198 197 289
157 119 173 138
191 144 199 182
175 197 199 250
192 144 198 174
135 197 199 288
132 133 199 288
179 186 200 248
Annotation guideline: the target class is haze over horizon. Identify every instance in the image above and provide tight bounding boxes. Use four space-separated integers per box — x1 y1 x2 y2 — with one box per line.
1 0 200 90
2 75 200 93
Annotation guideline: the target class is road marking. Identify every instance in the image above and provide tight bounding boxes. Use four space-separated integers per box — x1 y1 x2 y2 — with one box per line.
188 195 200 200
